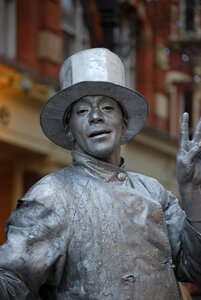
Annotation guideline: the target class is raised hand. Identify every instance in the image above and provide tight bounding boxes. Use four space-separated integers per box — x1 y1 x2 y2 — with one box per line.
176 112 201 186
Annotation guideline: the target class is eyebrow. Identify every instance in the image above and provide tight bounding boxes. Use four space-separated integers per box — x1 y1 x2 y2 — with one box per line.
65 96 128 126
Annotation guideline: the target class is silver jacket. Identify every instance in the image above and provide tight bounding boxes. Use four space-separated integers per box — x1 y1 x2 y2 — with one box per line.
0 151 201 300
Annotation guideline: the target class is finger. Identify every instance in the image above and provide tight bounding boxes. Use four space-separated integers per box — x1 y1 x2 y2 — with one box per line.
185 143 201 163
180 112 189 148
192 116 201 143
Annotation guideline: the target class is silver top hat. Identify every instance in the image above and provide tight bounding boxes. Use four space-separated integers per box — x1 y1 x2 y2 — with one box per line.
40 48 148 150
60 48 125 89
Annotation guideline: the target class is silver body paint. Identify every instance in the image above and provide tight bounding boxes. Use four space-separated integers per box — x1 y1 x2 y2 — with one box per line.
0 151 201 299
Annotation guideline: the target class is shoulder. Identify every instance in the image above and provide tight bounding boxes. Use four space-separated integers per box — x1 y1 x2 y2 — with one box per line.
128 171 164 192
22 165 90 205
10 168 74 227
24 168 67 197
127 171 169 208
20 167 72 209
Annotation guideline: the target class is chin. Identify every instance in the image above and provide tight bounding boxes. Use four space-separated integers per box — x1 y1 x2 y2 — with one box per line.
87 145 118 160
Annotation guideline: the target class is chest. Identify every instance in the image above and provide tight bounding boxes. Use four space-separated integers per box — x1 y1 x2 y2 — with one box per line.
68 180 171 267
61 177 180 299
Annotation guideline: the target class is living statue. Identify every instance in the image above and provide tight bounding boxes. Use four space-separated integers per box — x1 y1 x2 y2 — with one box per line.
0 48 201 300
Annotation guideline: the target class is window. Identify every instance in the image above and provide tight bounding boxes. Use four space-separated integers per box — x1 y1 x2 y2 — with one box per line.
181 0 201 34
114 13 137 90
0 0 16 59
93 2 138 89
171 0 201 39
166 73 193 138
60 0 90 59
184 0 196 32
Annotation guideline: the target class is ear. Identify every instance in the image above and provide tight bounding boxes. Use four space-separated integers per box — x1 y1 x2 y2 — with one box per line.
122 122 127 134
65 125 75 143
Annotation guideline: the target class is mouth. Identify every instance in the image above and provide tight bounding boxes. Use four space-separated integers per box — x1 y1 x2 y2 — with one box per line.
88 130 111 138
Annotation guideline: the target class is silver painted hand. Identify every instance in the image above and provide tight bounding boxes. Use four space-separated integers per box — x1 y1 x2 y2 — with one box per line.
177 112 201 186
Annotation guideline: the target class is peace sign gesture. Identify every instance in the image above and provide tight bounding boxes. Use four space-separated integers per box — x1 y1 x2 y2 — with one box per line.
176 112 201 186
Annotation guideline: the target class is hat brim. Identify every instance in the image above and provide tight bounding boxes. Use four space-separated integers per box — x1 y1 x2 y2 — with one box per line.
40 81 148 150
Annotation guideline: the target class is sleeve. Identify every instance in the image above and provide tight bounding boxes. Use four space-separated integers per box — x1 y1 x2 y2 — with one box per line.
0 177 71 299
163 189 201 285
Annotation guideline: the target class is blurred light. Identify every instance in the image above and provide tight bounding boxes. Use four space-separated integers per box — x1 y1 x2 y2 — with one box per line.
163 48 170 55
194 75 201 83
176 20 184 28
181 54 190 62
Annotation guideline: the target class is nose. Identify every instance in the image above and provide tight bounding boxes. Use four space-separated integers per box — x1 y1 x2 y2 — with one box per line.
89 108 104 124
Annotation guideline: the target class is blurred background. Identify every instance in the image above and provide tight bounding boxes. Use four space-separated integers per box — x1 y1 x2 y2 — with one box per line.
0 0 200 242
1 0 201 298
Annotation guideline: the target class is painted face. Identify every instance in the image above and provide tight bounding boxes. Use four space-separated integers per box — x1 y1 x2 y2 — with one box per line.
68 95 124 165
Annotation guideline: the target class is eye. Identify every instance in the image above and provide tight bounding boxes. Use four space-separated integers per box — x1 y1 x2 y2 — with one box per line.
102 105 114 112
77 108 89 114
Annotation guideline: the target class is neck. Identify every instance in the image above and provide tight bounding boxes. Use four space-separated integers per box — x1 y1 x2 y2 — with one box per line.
96 148 122 166
73 145 122 167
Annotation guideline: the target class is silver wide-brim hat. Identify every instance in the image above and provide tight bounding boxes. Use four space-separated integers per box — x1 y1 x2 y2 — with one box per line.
40 48 148 150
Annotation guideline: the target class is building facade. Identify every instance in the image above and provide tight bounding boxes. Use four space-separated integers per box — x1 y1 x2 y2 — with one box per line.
0 0 201 243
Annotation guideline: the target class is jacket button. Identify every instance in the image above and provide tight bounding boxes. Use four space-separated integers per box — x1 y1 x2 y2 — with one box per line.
122 274 136 283
117 172 127 181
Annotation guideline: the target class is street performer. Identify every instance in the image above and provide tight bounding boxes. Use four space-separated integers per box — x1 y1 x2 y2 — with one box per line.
0 48 201 299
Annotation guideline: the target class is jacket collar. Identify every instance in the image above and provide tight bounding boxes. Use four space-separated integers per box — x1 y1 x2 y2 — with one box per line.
71 151 127 182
